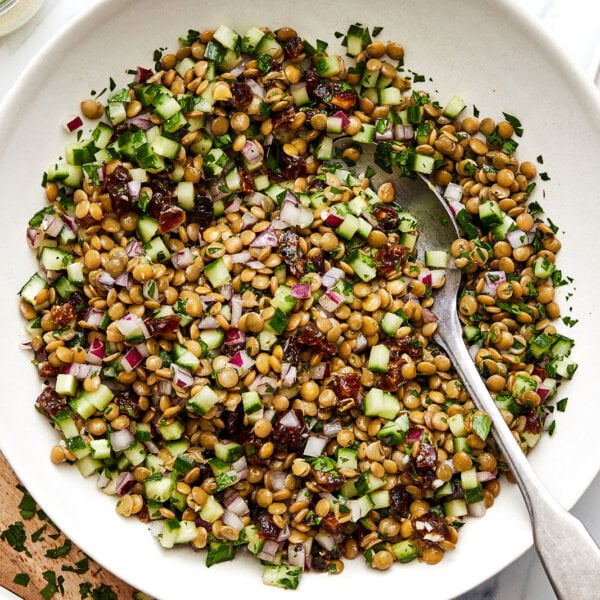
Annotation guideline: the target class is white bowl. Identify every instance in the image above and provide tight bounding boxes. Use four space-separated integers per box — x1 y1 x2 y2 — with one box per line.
1 0 599 598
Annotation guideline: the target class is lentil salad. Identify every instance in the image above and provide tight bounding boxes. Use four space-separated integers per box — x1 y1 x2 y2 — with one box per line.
18 22 577 590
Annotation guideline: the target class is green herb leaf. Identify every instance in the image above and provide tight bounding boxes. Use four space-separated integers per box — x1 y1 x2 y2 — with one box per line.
13 573 30 587
0 521 30 556
502 112 523 136
46 538 72 559
17 487 37 520
471 413 491 441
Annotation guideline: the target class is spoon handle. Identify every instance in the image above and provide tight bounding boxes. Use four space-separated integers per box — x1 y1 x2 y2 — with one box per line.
436 320 600 599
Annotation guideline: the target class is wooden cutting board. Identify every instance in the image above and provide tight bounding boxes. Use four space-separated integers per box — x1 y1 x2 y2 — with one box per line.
0 452 140 600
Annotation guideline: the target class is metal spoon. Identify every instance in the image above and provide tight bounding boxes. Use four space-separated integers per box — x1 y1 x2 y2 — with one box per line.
333 139 600 599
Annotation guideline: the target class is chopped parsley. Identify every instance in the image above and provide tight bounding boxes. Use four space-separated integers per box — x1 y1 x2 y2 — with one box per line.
13 573 30 587
502 112 523 136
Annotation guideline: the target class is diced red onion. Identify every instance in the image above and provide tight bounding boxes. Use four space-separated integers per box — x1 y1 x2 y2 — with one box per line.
222 510 245 532
41 214 65 238
196 316 220 330
257 540 279 562
276 524 290 543
375 120 394 141
245 191 268 207
63 362 97 380
232 456 248 480
171 247 194 270
228 350 255 375
124 114 154 130
476 471 497 483
447 200 465 218
96 470 111 489
430 270 446 288
467 500 487 518
250 224 278 248
444 182 464 203
393 123 414 141
288 543 306 569
248 375 278 394
63 114 83 132
83 308 105 328
468 343 481 361
110 429 135 452
321 267 344 289
321 209 344 228
223 328 245 347
157 380 173 396
230 251 252 264
114 471 136 494
318 290 343 312
128 180 142 199
246 260 265 270
331 110 351 129
281 363 297 387
225 195 242 214
280 193 314 228
144 440 160 454
303 434 328 458
354 333 368 353
310 362 330 380
482 271 506 297
96 271 116 290
506 227 536 249
126 239 144 258
62 214 78 233
418 269 432 286
209 179 232 202
26 227 44 249
87 338 105 365
171 363 194 388
315 532 337 551
228 55 249 77
240 140 263 166
134 66 153 83
421 307 438 324
241 211 258 229
219 284 233 301
120 344 148 372
537 377 557 403
246 78 265 99
115 271 132 288
322 420 342 438
279 409 301 430
406 428 423 443
230 294 243 327
115 314 150 339
269 470 287 492
223 490 249 516
291 283 311 299
270 217 289 230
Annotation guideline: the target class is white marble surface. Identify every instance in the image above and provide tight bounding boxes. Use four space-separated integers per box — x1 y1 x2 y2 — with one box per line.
1 1 599 599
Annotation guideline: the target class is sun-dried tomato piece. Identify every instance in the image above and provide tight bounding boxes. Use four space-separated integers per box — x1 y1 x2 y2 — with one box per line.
373 205 399 231
297 322 337 356
115 389 143 419
282 335 301 364
238 165 256 193
105 165 133 215
412 512 452 547
36 386 67 418
333 373 361 399
413 441 438 470
272 408 308 452
522 405 544 434
158 203 186 233
188 194 214 229
311 468 346 492
320 513 344 534
330 82 357 111
231 82 253 108
272 106 296 131
279 230 306 277
146 179 174 220
389 484 411 520
374 243 410 275
280 153 307 180
255 512 282 541
145 314 181 336
50 302 76 327
284 36 304 60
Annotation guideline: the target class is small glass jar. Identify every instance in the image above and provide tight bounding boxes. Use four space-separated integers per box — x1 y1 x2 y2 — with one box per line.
0 0 44 38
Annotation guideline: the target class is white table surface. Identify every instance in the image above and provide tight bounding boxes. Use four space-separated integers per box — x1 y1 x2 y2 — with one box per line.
1 1 599 599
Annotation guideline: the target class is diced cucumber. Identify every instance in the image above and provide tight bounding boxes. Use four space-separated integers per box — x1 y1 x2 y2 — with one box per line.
367 344 390 373
377 413 410 444
549 335 574 358
264 308 289 335
442 94 466 119
75 455 102 477
187 385 220 416
444 498 468 517
158 419 185 441
144 237 171 263
447 413 468 437
91 122 113 149
378 86 403 106
106 101 127 125
345 24 368 57
479 200 503 226
144 475 174 502
123 441 147 466
89 438 112 461
412 153 436 174
39 246 73 271
348 251 377 282
315 135 334 161
55 374 78 397
380 311 405 336
270 285 296 314
242 390 263 414
425 250 451 268
53 409 79 438
547 356 578 380
203 257 231 288
243 524 265 555
176 181 195 211
241 26 265 53
214 441 243 462
352 123 376 144
336 213 360 240
136 215 160 243
198 328 225 351
315 56 341 78
336 447 358 471
262 564 302 591
363 387 400 420
213 24 240 50
19 273 48 305
532 256 555 279
255 33 282 58
391 540 419 563
151 134 181 159
200 494 224 523
461 467 484 504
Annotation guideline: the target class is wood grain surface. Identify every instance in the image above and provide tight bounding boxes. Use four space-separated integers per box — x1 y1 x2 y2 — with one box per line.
0 452 141 600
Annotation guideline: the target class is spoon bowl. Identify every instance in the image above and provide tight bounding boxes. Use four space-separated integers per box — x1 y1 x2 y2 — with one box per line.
333 137 600 600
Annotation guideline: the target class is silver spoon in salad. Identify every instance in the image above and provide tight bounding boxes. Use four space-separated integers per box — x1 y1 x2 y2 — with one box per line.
332 138 600 599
